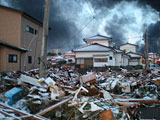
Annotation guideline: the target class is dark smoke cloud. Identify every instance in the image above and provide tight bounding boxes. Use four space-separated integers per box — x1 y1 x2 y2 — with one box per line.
88 0 160 53
137 0 160 12
148 21 160 54
104 12 136 45
1 0 160 53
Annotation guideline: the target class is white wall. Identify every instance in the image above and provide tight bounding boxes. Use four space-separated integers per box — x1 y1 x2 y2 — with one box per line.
127 53 142 66
129 61 139 66
120 44 136 53
114 53 122 66
75 51 125 67
93 56 108 67
75 51 117 67
93 52 115 67
122 55 129 66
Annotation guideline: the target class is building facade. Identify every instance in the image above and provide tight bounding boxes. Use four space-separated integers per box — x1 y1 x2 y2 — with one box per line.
0 5 42 72
73 35 130 68
119 43 142 66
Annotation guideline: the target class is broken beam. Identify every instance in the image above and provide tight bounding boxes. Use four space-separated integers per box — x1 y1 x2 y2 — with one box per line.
0 102 47 120
0 110 21 120
37 96 73 116
119 99 160 104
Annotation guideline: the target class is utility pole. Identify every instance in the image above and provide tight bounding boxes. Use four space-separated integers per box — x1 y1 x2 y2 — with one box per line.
144 29 149 70
39 0 51 78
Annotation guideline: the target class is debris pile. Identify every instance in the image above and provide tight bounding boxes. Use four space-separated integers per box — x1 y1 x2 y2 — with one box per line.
0 67 160 119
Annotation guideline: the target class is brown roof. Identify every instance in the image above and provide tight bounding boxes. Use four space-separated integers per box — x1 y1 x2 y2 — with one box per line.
0 40 27 52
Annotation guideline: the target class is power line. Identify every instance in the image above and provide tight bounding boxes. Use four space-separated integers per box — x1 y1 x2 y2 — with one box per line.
86 0 94 17
76 0 107 29
70 17 94 45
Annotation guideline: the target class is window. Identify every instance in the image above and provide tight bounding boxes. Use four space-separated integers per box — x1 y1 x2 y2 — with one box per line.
34 29 38 35
130 59 138 62
26 26 34 34
38 57 40 64
109 56 112 60
94 58 108 62
77 58 84 64
26 26 38 35
8 54 17 63
28 56 32 64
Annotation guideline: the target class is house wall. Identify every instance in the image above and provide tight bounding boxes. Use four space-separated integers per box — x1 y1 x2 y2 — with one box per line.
0 7 21 47
75 52 109 58
129 59 142 66
0 7 43 72
0 46 6 72
75 51 117 67
93 56 108 67
0 46 21 72
20 15 42 71
5 47 21 71
120 44 136 53
128 53 142 66
122 55 129 66
114 53 122 66
86 40 109 47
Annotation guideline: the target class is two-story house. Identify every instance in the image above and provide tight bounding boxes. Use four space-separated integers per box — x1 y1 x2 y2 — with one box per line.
119 43 142 66
0 5 42 72
73 34 129 68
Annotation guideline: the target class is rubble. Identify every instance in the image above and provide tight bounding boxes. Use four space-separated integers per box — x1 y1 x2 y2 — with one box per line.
0 65 160 119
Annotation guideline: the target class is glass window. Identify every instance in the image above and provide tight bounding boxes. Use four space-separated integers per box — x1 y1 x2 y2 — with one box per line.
26 26 29 32
8 54 17 63
130 59 138 62
77 58 84 64
26 25 37 34
38 57 40 64
109 56 112 60
34 29 38 35
28 56 32 64
94 58 108 62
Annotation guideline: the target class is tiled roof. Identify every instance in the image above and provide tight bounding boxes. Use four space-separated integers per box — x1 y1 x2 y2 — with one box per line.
73 43 112 52
119 43 138 47
84 34 111 41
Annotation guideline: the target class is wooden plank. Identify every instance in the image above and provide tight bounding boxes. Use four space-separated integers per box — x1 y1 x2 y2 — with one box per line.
37 96 73 116
0 102 48 120
0 110 21 120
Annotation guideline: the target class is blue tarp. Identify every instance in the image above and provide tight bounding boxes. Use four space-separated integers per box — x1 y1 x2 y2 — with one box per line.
4 87 22 105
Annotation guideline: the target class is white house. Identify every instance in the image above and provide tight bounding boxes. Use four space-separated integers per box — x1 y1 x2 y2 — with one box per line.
127 52 142 66
83 34 115 47
73 35 130 68
119 43 142 66
119 43 138 53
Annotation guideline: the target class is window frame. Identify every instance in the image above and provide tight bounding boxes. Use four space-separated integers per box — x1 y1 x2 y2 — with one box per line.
94 58 108 62
38 57 40 64
28 56 32 64
8 54 18 63
26 25 38 35
109 56 112 60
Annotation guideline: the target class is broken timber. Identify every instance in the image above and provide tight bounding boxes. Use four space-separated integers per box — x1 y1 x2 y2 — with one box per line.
37 96 73 116
0 102 49 120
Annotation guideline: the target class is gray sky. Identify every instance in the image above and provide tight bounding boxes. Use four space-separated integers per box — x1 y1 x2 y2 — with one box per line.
0 0 160 53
